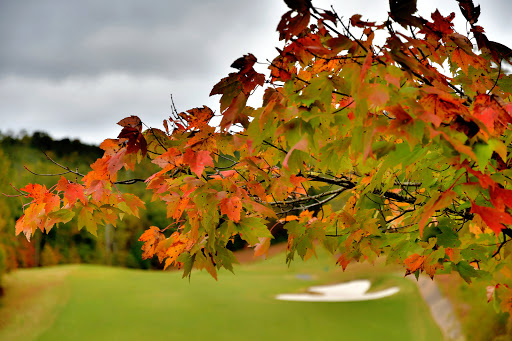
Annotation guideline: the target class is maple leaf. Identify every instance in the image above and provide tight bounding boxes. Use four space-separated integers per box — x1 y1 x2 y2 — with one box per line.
152 147 182 169
427 10 455 36
99 138 123 156
336 253 352 271
21 183 48 202
220 195 242 223
472 94 512 135
183 149 214 177
77 206 98 236
457 0 480 24
120 193 145 218
389 0 419 27
253 237 271 258
161 232 190 270
283 0 311 12
404 253 425 273
470 203 512 235
490 187 512 212
56 177 86 207
230 54 257 74
117 115 142 131
179 106 214 130
418 190 457 236
283 137 308 169
138 226 165 260
277 10 310 41
118 126 147 156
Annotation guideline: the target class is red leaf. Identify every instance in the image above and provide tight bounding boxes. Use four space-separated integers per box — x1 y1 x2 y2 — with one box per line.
283 0 311 12
472 94 512 135
470 202 512 235
183 149 214 177
230 53 257 73
118 127 147 156
427 10 455 36
463 164 496 189
152 147 181 168
277 10 310 41
57 177 86 207
219 92 248 131
389 0 418 27
490 187 512 212
117 115 142 132
457 0 480 24
107 149 127 176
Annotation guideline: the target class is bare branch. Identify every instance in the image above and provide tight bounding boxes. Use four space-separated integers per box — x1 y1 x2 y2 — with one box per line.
24 165 72 177
41 150 86 177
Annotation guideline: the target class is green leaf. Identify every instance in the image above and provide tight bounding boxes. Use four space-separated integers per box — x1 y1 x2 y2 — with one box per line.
296 73 333 109
455 261 481 284
436 219 461 248
236 217 273 245
77 207 98 236
47 209 75 225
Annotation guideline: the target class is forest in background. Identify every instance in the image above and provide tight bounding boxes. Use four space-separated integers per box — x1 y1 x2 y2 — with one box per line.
0 131 173 288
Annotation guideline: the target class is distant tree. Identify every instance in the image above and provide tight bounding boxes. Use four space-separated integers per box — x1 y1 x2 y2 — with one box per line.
9 0 512 312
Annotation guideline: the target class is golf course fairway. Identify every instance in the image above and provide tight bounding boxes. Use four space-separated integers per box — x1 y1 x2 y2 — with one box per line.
0 249 443 341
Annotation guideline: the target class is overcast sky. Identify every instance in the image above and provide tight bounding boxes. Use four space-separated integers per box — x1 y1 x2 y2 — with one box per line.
0 0 510 145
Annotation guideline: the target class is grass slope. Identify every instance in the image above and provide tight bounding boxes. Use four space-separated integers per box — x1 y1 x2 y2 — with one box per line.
1 249 443 341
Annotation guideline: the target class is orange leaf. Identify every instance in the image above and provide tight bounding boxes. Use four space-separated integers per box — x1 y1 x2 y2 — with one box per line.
161 232 189 270
336 253 351 271
138 226 165 260
220 196 242 223
404 253 425 273
254 237 271 258
179 106 214 130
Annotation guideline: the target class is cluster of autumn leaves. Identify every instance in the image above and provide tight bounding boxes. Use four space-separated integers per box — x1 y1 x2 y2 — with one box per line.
11 0 512 311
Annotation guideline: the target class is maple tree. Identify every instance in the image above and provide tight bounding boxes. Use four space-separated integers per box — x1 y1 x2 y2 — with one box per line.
9 0 512 312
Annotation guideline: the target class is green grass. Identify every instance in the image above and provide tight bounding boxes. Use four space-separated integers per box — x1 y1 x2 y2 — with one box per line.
0 249 443 341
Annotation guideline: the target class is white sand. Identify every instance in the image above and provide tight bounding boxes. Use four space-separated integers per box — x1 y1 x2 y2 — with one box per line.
275 279 400 302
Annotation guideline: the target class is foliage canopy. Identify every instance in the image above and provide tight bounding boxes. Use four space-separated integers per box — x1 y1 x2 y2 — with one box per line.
10 0 512 312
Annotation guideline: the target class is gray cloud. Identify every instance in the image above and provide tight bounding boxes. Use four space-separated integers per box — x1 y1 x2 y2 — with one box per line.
0 0 286 79
0 0 510 144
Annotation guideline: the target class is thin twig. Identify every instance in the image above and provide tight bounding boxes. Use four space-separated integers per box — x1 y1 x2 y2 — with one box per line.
487 58 503 95
41 150 85 177
269 186 351 206
23 165 72 177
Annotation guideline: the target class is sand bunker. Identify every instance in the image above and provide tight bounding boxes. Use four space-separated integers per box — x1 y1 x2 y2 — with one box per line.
276 280 400 302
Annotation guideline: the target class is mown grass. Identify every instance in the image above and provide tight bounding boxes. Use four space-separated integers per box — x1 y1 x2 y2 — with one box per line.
0 249 443 341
